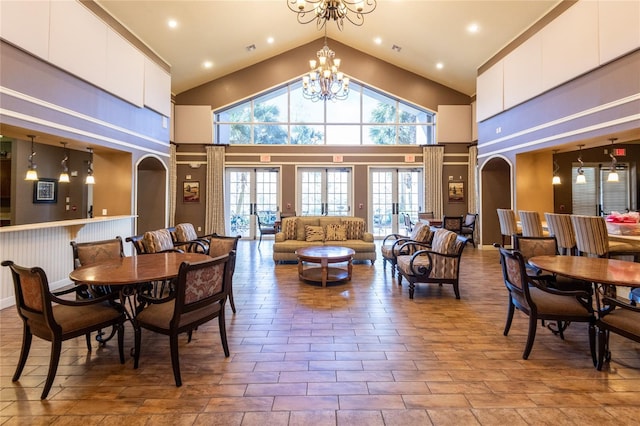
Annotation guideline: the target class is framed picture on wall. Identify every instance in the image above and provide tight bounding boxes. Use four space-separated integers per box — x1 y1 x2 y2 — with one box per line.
183 181 200 203
448 181 464 203
33 178 58 204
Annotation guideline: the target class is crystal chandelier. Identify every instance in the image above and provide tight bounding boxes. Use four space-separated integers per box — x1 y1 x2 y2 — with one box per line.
302 28 349 102
287 0 377 30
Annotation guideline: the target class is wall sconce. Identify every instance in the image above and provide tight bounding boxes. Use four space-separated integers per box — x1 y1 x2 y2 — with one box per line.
607 137 619 182
58 142 70 183
85 147 95 185
575 144 586 184
552 150 561 185
24 135 38 181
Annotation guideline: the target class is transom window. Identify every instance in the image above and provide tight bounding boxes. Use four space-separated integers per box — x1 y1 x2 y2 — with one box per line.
214 80 435 145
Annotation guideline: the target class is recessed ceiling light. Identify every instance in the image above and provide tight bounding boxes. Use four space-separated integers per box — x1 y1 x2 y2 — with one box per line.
467 23 479 33
436 62 444 69
203 61 213 69
168 19 178 29
374 37 382 45
267 37 274 44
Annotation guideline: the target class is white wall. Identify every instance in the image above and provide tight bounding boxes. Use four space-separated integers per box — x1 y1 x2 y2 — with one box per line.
477 0 640 122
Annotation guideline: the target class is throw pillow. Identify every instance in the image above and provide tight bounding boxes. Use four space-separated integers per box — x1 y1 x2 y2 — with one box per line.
305 225 325 242
325 223 347 241
282 218 297 240
431 229 458 254
342 219 365 240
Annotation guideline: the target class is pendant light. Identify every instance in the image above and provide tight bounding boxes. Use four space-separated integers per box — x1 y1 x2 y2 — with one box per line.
85 147 95 185
607 137 619 182
552 150 561 185
25 135 38 181
58 142 70 183
575 144 586 184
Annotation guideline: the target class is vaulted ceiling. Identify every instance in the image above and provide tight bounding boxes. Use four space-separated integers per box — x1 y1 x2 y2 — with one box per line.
95 0 562 97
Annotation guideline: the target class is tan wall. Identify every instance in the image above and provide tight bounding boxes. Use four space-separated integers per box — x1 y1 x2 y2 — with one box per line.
93 151 132 217
515 151 554 219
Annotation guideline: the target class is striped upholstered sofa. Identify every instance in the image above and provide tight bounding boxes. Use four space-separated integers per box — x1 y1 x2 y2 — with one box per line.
272 216 376 264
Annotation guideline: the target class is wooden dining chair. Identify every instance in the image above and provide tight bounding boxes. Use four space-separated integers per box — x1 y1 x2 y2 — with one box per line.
256 211 278 246
596 294 640 370
133 252 235 386
497 248 596 363
460 213 478 247
1 260 125 399
206 233 241 313
70 237 125 300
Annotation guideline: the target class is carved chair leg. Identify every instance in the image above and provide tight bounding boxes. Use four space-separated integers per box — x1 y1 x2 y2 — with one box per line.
503 299 515 336
169 333 182 387
41 339 62 399
522 316 538 360
219 307 230 357
13 324 32 382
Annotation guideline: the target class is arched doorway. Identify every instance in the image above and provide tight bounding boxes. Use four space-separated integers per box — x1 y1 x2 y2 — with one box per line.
480 156 512 246
136 156 167 234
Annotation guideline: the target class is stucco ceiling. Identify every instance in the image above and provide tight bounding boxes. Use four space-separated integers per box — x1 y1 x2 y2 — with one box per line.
95 0 562 97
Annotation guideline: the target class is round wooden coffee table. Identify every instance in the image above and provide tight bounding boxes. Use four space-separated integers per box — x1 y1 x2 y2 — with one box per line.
296 246 355 287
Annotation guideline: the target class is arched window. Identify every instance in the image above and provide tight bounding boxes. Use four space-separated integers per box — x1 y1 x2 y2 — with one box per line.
214 80 436 145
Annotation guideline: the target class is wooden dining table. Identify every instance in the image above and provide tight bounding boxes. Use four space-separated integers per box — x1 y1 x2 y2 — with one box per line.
69 252 211 349
69 252 211 286
528 255 640 287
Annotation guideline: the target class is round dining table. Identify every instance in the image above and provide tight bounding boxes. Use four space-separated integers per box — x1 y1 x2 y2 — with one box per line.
69 252 211 348
69 252 211 285
528 255 640 287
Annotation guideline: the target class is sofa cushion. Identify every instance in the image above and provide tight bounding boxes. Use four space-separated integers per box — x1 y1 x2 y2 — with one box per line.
282 218 297 240
325 223 347 241
342 219 365 240
319 217 341 228
305 225 325 242
297 217 320 241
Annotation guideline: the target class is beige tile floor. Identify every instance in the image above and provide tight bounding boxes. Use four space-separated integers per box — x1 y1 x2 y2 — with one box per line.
1 240 640 425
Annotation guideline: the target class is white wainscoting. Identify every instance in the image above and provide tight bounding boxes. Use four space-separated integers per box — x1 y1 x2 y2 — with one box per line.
0 216 135 309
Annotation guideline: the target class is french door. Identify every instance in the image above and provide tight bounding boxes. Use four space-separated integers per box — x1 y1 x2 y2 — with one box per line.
225 168 280 238
370 168 423 237
297 168 352 216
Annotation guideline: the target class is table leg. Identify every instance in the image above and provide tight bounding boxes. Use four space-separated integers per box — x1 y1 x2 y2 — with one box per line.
321 258 328 287
347 258 353 281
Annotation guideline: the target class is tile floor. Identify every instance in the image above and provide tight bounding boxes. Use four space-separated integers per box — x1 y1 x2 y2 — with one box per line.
1 240 640 425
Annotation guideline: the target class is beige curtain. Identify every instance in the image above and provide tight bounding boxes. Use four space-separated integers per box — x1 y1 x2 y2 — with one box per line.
467 145 479 244
205 145 226 235
423 146 444 219
468 145 478 214
168 144 177 227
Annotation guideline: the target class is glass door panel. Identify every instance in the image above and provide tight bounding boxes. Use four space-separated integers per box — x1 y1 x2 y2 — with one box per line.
298 168 352 216
370 168 423 237
226 168 280 238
